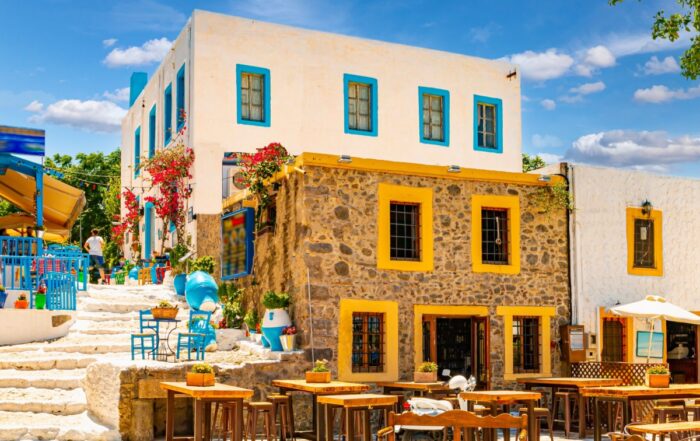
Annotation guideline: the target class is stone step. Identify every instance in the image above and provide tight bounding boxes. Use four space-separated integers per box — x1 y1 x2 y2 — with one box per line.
0 410 119 441
72 326 137 336
0 369 85 389
0 352 111 370
80 297 156 313
76 311 137 322
0 336 131 355
0 387 86 415
70 319 138 334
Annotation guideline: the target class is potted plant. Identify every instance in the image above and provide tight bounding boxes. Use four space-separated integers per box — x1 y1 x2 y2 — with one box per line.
306 359 331 383
14 293 28 309
34 225 45 240
151 300 179 319
186 363 215 387
169 243 189 296
0 284 7 309
34 280 47 310
414 361 439 383
261 291 292 351
244 309 262 343
216 283 246 350
280 325 297 351
646 365 671 388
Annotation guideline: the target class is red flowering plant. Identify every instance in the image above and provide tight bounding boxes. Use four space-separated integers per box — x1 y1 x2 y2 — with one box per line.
235 143 292 220
111 188 140 246
282 325 297 335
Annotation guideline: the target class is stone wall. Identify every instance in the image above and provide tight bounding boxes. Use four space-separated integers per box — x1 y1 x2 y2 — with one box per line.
195 213 223 280
244 165 570 388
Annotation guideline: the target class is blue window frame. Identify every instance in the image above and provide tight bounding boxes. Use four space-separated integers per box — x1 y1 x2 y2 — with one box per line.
473 95 503 153
148 104 156 158
134 127 141 177
144 202 154 259
221 207 255 279
176 64 185 130
164 83 172 145
343 74 378 136
236 64 270 127
419 87 450 146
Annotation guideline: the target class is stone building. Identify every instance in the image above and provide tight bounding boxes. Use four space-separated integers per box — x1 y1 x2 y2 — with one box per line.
226 153 570 388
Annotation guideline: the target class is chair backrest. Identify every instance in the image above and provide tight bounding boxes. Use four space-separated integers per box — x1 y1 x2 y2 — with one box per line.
188 309 212 332
385 410 527 441
139 309 156 333
43 271 77 310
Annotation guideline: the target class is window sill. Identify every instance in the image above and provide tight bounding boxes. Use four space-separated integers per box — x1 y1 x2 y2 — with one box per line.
474 145 503 154
237 118 270 127
473 261 520 275
377 258 433 272
345 127 377 137
419 137 449 147
628 267 663 276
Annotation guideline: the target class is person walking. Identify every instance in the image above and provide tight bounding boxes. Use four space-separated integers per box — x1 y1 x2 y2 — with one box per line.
84 229 105 283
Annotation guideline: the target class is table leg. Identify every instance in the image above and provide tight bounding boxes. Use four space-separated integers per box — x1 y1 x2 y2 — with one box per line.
204 401 212 441
593 398 601 441
234 398 244 441
324 404 333 441
526 400 536 441
578 388 586 439
622 398 630 427
194 399 204 441
363 409 371 441
166 390 174 441
346 408 354 441
316 400 326 441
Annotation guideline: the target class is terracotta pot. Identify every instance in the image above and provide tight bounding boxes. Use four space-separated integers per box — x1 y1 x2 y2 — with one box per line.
186 372 215 387
14 299 28 309
414 371 438 383
646 373 670 388
151 307 179 320
305 371 331 383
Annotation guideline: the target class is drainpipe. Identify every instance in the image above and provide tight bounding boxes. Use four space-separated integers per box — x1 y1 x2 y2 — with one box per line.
554 163 576 326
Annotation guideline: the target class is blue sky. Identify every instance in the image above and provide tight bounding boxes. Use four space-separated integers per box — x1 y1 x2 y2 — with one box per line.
1 0 698 175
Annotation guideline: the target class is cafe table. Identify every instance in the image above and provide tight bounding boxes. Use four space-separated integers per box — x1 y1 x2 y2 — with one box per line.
160 381 254 441
376 381 452 411
517 377 623 439
318 394 399 441
272 379 370 441
459 390 541 441
626 421 700 438
581 384 700 441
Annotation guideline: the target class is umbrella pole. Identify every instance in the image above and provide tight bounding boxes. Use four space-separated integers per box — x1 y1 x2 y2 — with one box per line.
647 319 655 364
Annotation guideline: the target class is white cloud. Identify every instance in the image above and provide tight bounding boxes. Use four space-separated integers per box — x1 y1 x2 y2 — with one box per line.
502 49 574 81
538 152 563 164
565 130 700 168
102 38 117 47
570 81 606 95
103 37 172 68
26 99 127 133
606 32 692 58
540 99 556 111
583 45 616 68
634 84 700 103
102 87 130 102
642 56 681 75
532 134 563 149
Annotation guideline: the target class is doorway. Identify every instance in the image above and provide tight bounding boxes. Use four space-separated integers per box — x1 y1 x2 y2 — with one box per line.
421 315 489 388
666 320 698 384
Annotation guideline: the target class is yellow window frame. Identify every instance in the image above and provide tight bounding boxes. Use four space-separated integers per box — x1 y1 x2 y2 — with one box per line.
338 299 399 382
471 195 520 274
626 208 663 276
497 305 555 380
599 306 634 362
377 183 434 272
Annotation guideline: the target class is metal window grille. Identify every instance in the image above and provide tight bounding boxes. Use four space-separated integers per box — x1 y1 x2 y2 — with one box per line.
633 218 655 268
348 82 372 131
602 318 626 362
351 312 385 373
422 94 444 141
512 316 541 373
390 202 420 261
240 72 264 122
477 103 497 149
481 208 509 264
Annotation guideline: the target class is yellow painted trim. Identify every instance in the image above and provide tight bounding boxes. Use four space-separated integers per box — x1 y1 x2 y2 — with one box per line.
377 183 434 272
412 305 489 369
497 306 555 381
337 299 399 382
471 195 521 274
626 208 663 277
599 306 634 362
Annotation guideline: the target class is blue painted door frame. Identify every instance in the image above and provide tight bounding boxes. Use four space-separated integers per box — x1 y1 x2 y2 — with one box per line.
144 202 154 259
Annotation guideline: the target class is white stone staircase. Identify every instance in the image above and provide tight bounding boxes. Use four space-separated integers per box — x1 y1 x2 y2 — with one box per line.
0 283 180 440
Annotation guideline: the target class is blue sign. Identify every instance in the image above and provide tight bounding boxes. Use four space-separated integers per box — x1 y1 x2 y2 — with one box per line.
636 331 664 359
221 207 254 280
0 126 45 156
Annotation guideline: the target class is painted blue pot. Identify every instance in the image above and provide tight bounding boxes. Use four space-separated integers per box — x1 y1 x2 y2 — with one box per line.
174 273 187 296
261 308 291 352
0 291 6 308
128 266 140 280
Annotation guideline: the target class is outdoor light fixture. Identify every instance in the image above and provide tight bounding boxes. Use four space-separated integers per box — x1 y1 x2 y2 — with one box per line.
36 229 45 239
538 174 551 182
447 165 461 173
338 155 352 164
285 157 296 165
641 200 653 216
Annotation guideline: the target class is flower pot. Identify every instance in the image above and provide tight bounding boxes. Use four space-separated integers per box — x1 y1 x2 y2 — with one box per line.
646 373 670 388
173 273 187 296
250 332 263 344
0 291 6 308
216 328 246 351
34 293 46 310
414 371 438 383
186 372 215 387
151 307 178 319
280 334 296 351
261 308 292 352
306 371 331 383
14 299 28 309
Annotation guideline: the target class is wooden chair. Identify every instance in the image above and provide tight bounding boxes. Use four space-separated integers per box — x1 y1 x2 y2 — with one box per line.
377 409 528 441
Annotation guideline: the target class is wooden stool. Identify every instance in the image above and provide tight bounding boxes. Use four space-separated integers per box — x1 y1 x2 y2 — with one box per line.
553 390 579 437
215 401 241 441
268 394 295 441
685 399 700 421
246 401 275 441
519 407 554 441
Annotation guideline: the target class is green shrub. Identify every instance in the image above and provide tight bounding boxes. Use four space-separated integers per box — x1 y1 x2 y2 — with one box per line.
190 256 215 274
311 359 329 373
417 361 438 372
190 363 214 374
647 365 670 375
244 309 259 330
262 291 290 309
157 300 176 309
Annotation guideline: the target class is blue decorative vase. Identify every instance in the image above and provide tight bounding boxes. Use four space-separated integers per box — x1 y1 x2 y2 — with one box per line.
262 308 292 351
185 271 219 312
174 273 187 296
0 291 6 308
128 266 140 280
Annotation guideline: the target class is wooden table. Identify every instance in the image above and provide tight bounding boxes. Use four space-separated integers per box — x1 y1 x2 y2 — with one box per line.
459 390 541 441
627 421 700 437
518 377 623 439
376 381 451 394
581 384 700 441
318 394 398 441
160 381 254 441
272 379 370 441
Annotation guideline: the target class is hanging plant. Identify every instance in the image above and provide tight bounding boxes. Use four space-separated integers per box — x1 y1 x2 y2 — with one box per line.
532 181 574 214
112 188 140 246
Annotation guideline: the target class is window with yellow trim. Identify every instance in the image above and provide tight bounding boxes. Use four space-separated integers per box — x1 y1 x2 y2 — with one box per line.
601 317 627 362
512 316 541 373
497 306 554 380
351 312 385 373
471 195 520 274
377 184 433 272
626 208 662 276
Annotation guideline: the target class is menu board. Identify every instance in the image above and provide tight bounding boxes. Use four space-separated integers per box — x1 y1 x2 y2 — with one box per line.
221 207 254 280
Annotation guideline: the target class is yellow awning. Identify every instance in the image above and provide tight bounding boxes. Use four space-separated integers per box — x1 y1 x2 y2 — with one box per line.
0 213 70 243
0 169 85 229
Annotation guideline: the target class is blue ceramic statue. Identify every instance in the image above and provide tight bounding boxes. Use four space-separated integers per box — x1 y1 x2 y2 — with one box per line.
184 271 219 349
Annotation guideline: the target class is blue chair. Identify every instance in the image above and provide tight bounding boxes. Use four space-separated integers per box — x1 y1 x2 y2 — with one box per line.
176 310 211 361
130 309 158 360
